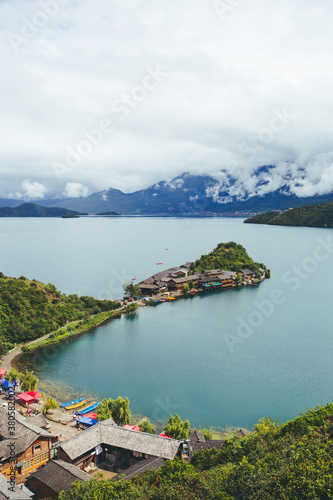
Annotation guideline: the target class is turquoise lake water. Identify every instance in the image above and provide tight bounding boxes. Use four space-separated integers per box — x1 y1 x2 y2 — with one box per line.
1 217 332 429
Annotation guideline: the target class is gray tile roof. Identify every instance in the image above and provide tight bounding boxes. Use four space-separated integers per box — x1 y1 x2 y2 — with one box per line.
0 474 33 499
189 429 205 443
189 440 225 458
29 413 50 429
28 459 91 494
241 269 255 275
114 457 166 482
59 420 181 461
0 408 55 460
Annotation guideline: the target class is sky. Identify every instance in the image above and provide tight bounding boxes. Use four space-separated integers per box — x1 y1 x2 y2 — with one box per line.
1 0 333 200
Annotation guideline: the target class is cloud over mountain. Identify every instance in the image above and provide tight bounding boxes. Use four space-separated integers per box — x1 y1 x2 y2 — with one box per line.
1 0 333 199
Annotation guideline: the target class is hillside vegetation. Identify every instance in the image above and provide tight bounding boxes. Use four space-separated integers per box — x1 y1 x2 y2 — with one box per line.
244 201 333 228
0 202 86 217
0 274 120 351
60 403 333 499
191 241 269 278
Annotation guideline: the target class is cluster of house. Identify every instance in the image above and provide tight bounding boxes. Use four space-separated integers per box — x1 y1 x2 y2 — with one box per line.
139 262 265 295
0 406 250 499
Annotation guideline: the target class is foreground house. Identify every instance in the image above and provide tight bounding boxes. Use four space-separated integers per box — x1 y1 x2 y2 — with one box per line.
0 408 57 478
55 418 182 472
0 473 34 499
27 459 91 499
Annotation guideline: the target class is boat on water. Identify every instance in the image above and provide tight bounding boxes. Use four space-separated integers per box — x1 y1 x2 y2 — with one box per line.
65 399 88 410
78 402 100 415
156 262 163 265
60 397 83 408
165 297 176 301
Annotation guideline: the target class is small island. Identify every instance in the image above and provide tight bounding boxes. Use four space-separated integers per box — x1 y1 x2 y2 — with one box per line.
244 200 333 228
97 211 120 216
61 212 80 219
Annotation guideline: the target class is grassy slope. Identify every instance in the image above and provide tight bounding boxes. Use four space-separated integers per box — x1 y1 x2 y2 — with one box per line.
244 201 333 228
59 403 333 499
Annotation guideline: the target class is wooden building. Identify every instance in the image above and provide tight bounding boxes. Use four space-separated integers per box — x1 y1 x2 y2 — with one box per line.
241 269 256 283
0 408 57 479
56 418 182 472
27 459 91 499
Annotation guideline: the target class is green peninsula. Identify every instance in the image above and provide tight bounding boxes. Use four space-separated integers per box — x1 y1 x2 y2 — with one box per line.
0 274 120 352
244 200 333 228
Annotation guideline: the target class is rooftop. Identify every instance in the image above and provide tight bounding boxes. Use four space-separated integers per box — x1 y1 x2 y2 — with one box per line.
0 408 55 460
114 457 166 482
0 473 33 499
28 459 91 494
59 419 182 461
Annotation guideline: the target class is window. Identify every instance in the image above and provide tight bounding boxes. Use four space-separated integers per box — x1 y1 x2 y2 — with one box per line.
34 444 41 452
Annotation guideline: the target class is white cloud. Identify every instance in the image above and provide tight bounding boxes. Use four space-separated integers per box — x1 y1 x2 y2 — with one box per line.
16 180 48 200
1 0 333 199
63 182 89 198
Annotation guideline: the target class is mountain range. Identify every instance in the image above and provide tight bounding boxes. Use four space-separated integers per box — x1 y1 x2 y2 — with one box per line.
1 171 333 215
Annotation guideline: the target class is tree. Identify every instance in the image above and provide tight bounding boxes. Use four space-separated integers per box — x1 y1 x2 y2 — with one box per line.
163 413 190 440
19 369 38 392
97 398 114 421
7 368 19 382
188 281 194 290
97 396 131 426
42 394 58 414
201 428 213 440
139 418 156 434
113 397 131 426
182 283 190 296
123 281 141 298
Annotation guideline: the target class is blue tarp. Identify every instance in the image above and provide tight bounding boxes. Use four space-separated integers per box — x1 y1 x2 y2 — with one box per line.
2 380 13 390
77 417 98 427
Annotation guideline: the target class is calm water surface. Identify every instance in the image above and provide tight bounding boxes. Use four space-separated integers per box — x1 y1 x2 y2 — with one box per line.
1 217 332 428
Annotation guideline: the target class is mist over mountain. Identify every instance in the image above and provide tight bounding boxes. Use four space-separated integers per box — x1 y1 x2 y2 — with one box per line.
2 168 333 215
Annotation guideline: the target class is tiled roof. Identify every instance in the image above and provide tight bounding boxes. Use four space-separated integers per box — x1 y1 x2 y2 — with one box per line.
28 459 91 494
114 457 166 482
0 408 55 460
0 473 33 499
59 420 181 461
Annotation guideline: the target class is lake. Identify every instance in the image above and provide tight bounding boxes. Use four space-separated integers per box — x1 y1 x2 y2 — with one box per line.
1 217 332 429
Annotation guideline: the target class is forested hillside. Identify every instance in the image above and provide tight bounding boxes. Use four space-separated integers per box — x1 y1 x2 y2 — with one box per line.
0 274 120 351
0 202 85 217
191 241 269 278
60 403 333 499
244 201 333 228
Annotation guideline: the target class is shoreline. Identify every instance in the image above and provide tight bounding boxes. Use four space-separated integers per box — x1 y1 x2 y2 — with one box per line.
1 303 141 374
2 281 261 375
